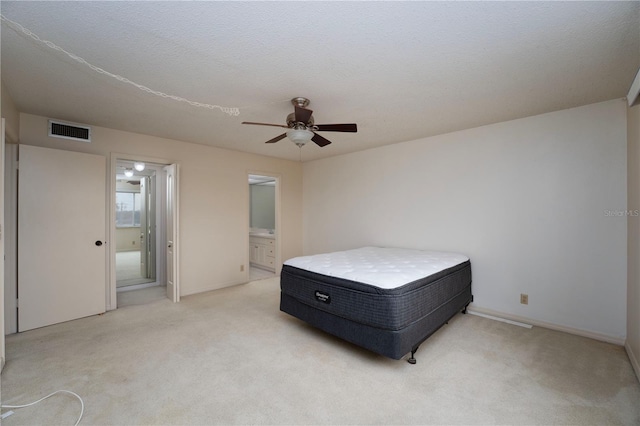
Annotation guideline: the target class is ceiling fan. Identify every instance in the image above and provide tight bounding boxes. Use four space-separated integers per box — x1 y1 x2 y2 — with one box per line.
242 97 357 147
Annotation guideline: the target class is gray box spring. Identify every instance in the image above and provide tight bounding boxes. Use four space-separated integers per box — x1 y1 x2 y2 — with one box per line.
279 259 472 360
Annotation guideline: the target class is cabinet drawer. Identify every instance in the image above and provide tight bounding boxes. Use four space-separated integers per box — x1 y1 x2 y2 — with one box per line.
250 236 275 245
266 247 275 256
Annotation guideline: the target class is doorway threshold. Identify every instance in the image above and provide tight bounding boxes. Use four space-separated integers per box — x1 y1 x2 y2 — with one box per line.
117 285 167 308
117 281 159 293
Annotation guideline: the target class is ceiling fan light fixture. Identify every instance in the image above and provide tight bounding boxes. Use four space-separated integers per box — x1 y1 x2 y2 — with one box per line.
242 97 356 148
286 128 314 147
124 168 134 178
134 162 145 171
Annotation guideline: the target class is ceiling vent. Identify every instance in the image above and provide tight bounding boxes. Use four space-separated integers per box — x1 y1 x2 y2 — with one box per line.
48 119 91 142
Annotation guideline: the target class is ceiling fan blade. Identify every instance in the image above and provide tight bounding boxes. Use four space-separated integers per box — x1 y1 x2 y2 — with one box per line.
294 105 313 124
315 123 358 132
242 121 289 129
265 133 287 144
311 132 332 147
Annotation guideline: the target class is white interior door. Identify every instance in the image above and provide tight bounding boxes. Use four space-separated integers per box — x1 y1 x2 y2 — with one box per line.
146 175 157 280
1 119 6 369
18 145 106 331
164 164 179 302
139 176 148 277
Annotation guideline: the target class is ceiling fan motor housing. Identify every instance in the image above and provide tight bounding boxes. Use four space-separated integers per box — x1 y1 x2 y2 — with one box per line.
241 96 356 148
287 112 314 128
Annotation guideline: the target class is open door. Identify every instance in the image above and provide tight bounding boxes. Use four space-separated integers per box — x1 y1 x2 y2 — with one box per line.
18 145 106 331
139 176 148 278
146 175 157 280
1 119 5 369
164 164 179 302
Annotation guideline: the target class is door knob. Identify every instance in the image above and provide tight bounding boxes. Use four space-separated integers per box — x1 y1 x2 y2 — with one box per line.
95 241 103 246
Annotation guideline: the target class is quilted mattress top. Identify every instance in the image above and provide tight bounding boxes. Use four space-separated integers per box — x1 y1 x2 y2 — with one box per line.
284 246 469 289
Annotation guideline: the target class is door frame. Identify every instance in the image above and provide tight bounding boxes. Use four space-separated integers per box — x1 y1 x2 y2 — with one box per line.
164 164 179 303
246 170 282 280
1 119 5 370
108 153 179 310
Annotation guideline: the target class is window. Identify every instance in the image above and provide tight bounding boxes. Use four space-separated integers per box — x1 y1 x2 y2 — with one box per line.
116 192 142 227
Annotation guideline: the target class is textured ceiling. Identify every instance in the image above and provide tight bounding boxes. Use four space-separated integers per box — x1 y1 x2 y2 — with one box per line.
1 1 639 162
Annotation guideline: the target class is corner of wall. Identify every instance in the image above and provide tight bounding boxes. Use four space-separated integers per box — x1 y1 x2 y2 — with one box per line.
1 80 20 143
626 341 640 384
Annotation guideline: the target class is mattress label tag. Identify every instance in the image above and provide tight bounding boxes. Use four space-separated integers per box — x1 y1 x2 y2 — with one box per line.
315 290 331 304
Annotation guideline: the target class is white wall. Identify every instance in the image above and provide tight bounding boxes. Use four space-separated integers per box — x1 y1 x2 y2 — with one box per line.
304 100 627 341
116 227 141 251
18 113 303 297
1 81 19 143
628 101 640 379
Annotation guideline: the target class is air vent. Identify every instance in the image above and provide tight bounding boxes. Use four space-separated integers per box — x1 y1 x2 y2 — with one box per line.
48 120 91 142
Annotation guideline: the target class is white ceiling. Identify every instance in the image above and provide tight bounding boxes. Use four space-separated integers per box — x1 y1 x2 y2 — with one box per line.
1 1 638 162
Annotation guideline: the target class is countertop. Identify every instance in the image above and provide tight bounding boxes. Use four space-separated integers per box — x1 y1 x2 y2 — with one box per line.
249 233 275 239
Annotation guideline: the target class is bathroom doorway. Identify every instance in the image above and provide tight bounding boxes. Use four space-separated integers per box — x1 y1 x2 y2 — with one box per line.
248 174 278 281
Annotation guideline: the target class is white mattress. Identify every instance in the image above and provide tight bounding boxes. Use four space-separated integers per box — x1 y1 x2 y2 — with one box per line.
284 247 469 289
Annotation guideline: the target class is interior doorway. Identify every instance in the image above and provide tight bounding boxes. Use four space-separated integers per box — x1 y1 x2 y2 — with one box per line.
248 174 278 281
115 160 159 290
111 157 179 308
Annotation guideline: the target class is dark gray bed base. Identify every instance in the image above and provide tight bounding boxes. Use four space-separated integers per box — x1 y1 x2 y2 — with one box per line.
279 260 472 363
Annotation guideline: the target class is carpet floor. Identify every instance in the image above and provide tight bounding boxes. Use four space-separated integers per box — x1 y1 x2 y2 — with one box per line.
1 277 639 425
117 285 168 308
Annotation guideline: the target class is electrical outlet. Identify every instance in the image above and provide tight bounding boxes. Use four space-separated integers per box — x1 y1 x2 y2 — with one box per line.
240 264 245 272
520 294 529 305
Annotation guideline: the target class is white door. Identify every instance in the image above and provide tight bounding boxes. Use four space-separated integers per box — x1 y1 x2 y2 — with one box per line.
164 164 179 302
1 120 5 369
146 175 156 279
139 176 148 277
18 145 106 331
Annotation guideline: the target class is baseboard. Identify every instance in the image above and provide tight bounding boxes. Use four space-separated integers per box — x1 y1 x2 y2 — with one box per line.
468 305 626 346
250 263 276 273
467 310 532 328
181 278 249 297
625 341 640 383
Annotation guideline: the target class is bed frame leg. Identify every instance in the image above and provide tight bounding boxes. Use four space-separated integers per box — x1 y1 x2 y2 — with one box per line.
408 346 419 364
462 303 470 314
462 296 474 315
